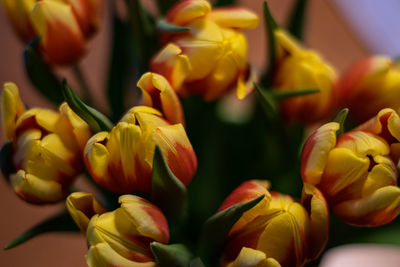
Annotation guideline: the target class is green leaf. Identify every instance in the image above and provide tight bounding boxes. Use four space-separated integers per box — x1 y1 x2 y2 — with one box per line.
0 141 14 182
156 19 190 33
62 80 114 133
151 146 187 223
151 242 193 267
271 88 320 101
198 194 265 265
254 83 278 119
261 1 280 87
287 0 309 40
5 210 79 250
190 258 206 267
333 108 349 137
24 37 63 105
156 0 179 15
214 0 236 6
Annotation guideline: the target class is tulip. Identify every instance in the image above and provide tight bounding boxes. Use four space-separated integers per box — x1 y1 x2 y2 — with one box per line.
338 56 400 122
0 82 91 203
85 195 169 267
273 30 337 124
220 180 329 267
151 0 259 101
1 0 101 65
301 109 400 226
137 72 185 125
84 106 197 193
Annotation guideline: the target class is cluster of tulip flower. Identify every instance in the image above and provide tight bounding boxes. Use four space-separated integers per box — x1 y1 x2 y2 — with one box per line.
1 0 400 266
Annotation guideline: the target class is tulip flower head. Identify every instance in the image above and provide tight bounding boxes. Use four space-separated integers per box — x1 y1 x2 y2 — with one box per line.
67 193 169 266
2 0 101 65
301 109 400 226
338 56 400 122
0 82 91 203
273 30 337 124
219 180 329 267
84 106 197 194
151 0 259 101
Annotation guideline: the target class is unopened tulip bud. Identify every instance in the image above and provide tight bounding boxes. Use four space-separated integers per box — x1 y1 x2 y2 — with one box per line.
220 180 329 267
84 106 197 193
301 109 400 226
151 0 259 101
0 82 91 203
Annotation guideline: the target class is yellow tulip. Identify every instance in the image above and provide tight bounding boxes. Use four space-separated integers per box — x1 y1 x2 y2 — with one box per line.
220 180 329 267
2 0 101 65
151 0 259 101
0 82 91 203
138 72 185 126
84 195 169 267
301 108 400 226
84 106 197 193
338 56 400 122
273 30 337 124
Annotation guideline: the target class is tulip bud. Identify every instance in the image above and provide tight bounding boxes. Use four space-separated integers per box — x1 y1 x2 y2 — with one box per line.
151 0 259 101
273 30 337 124
85 195 169 267
2 0 101 65
220 180 329 267
0 83 91 203
84 106 197 194
338 56 400 122
137 72 185 125
301 109 400 226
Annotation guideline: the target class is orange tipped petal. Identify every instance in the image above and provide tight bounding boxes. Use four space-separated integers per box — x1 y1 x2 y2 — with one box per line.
301 122 339 185
166 0 211 26
209 7 259 29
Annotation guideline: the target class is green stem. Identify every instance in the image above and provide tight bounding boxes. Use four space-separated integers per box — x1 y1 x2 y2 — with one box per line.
72 65 93 106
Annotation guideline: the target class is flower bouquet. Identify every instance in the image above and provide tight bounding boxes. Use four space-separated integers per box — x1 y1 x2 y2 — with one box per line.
1 0 400 266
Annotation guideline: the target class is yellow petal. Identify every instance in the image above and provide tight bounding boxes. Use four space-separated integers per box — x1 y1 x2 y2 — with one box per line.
337 131 390 158
209 8 259 29
166 0 211 26
84 132 110 187
1 0 36 42
16 108 60 133
86 242 156 267
333 186 400 226
301 122 339 185
66 192 107 232
1 82 26 139
227 247 281 267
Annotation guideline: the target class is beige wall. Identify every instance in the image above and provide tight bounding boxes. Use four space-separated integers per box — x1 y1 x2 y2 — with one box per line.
0 0 368 266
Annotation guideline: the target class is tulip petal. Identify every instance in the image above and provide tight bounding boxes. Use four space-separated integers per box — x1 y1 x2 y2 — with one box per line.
16 108 60 134
1 82 26 140
166 0 211 26
227 247 281 267
66 192 107 232
10 169 64 204
67 0 101 37
301 184 329 260
336 131 390 158
333 186 400 226
301 122 339 185
209 8 259 29
1 0 36 42
119 195 170 243
86 242 156 267
151 43 192 90
151 124 197 186
30 0 87 65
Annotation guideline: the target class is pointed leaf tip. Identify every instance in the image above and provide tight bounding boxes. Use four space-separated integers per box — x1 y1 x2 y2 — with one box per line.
288 0 309 40
151 146 187 223
272 88 320 101
156 19 190 33
333 108 349 137
151 242 193 267
254 83 278 119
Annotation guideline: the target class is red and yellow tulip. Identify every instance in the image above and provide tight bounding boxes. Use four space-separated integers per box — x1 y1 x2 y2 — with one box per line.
338 56 400 122
301 109 400 226
67 193 169 266
1 0 101 65
151 0 259 101
273 30 337 124
220 180 329 267
138 72 185 126
0 82 91 203
84 106 197 194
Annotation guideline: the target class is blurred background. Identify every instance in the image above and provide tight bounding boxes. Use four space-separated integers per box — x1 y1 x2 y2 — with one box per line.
0 0 398 266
